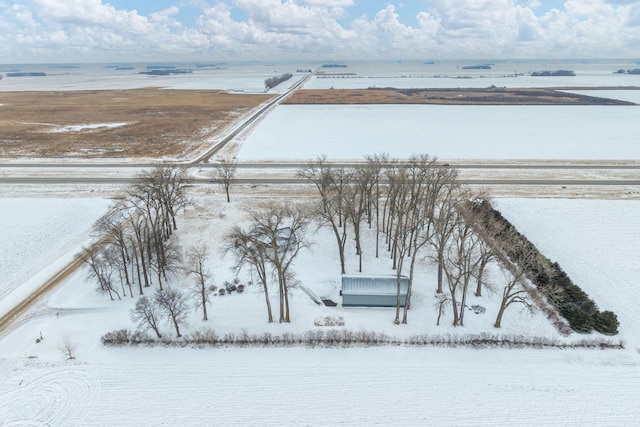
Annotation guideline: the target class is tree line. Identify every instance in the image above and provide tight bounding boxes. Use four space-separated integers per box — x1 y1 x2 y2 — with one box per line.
82 166 218 338
264 73 292 90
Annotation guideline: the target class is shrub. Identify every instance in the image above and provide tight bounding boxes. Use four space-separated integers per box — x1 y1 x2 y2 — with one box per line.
101 329 131 346
566 308 594 333
314 316 345 326
593 311 620 335
130 331 154 345
190 328 219 344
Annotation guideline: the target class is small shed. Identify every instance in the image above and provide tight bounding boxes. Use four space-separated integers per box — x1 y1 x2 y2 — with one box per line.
341 275 409 308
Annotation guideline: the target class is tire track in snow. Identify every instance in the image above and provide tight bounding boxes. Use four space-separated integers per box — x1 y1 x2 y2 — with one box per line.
0 366 101 426
75 347 640 426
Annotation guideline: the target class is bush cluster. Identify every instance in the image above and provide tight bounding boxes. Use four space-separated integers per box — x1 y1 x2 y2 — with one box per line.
314 316 345 326
102 328 624 350
473 201 619 335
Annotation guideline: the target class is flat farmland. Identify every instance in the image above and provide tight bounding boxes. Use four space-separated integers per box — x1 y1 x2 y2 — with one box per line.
0 89 273 159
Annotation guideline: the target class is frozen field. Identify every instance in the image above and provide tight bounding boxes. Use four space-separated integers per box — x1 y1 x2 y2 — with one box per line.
4 60 640 93
236 104 640 161
0 198 111 318
0 62 306 93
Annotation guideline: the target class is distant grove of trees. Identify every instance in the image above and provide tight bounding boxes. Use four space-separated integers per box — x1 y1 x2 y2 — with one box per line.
530 70 575 76
264 73 292 90
615 68 640 75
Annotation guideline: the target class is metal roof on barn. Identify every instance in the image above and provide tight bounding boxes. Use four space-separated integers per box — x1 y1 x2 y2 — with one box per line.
341 275 409 296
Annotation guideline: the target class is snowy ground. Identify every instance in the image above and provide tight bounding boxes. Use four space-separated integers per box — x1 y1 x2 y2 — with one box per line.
235 104 640 162
1 62 640 425
0 192 639 426
0 62 306 93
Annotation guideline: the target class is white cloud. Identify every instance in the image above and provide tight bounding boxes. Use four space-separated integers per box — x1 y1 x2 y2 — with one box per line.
297 0 355 6
0 0 640 62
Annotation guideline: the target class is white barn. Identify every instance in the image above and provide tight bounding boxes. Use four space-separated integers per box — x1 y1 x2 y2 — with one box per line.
341 275 410 308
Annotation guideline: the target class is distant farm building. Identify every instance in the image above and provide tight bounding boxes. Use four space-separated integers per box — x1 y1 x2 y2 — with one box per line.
341 275 409 308
251 226 297 256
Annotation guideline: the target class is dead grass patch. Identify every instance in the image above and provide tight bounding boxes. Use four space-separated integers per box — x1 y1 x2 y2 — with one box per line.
284 87 634 105
0 89 273 159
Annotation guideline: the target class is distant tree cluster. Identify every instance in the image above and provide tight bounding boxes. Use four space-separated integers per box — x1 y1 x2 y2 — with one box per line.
615 68 640 75
530 70 575 76
264 73 292 90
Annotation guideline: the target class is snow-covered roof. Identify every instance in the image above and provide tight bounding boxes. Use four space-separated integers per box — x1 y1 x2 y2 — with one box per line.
251 226 297 250
341 275 409 296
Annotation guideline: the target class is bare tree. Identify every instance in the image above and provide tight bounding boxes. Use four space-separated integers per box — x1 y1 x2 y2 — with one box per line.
225 225 274 322
213 156 238 203
124 207 151 292
131 296 163 338
429 183 461 294
440 194 485 326
494 243 537 328
435 294 451 326
473 233 498 297
363 153 388 258
59 336 76 360
155 287 190 338
245 201 311 323
186 243 212 321
138 166 191 233
94 205 134 296
299 156 350 274
82 245 121 301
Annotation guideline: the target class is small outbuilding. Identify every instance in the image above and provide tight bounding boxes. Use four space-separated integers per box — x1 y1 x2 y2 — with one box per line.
341 275 409 308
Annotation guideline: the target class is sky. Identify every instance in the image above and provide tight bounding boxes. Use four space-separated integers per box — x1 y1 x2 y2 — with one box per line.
1 0 640 63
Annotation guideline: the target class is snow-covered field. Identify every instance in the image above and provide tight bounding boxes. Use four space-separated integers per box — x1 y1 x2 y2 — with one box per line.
236 104 640 162
1 61 640 426
0 193 639 426
0 63 306 93
0 198 111 319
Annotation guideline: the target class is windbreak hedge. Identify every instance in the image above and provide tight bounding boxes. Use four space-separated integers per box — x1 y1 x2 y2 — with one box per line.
473 201 619 335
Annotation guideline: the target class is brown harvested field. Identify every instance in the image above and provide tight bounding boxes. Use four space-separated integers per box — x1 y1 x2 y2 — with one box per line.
0 89 273 159
284 87 635 105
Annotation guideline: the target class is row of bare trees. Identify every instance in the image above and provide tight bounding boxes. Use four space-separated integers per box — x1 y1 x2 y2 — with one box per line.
82 166 190 300
83 167 223 336
299 154 535 328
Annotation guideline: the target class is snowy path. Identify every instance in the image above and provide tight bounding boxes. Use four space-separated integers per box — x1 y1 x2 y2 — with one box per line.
1 347 638 426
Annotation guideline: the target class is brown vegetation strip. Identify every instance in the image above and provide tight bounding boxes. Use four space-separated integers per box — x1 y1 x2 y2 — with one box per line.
284 87 635 105
0 89 273 159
